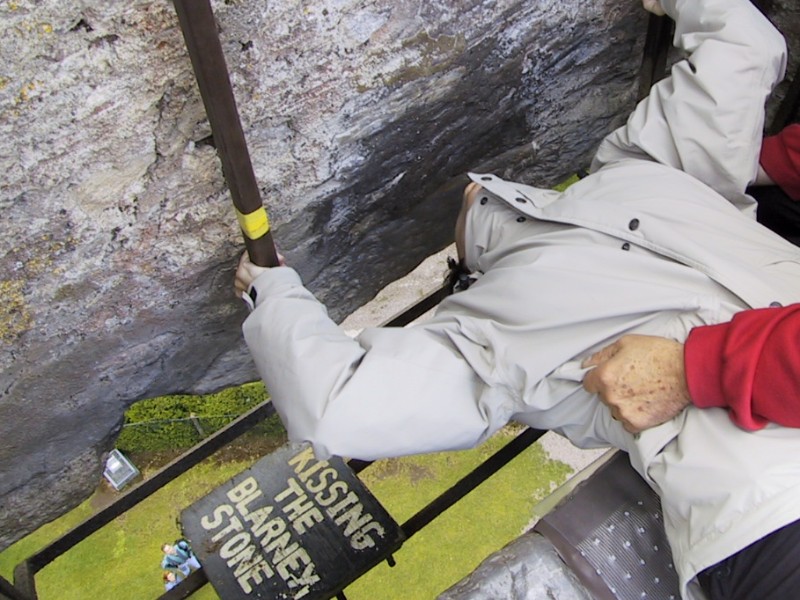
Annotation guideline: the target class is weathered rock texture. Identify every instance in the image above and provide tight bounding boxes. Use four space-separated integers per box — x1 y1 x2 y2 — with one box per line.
1 0 798 550
438 532 593 599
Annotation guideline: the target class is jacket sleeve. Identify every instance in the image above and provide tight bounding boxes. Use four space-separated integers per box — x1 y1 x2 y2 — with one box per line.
591 0 787 207
242 267 502 460
685 304 800 430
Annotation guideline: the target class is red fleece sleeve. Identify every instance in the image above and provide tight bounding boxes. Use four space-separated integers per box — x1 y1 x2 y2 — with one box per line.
685 304 800 430
760 124 800 201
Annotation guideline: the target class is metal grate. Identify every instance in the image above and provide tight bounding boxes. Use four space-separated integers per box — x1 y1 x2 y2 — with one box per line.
535 452 679 600
7 287 544 600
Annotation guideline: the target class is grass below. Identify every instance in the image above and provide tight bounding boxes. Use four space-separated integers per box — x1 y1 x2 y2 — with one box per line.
0 425 572 599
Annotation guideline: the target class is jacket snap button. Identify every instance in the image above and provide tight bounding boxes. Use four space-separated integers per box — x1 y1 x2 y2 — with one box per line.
516 216 526 223
770 301 783 308
628 218 640 231
480 197 488 205
621 242 631 251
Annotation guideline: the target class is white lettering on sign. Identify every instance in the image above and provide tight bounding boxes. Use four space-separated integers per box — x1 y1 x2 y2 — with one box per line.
227 476 263 515
274 477 325 534
288 447 385 550
199 475 321 596
276 546 319 598
196 448 392 597
200 502 277 594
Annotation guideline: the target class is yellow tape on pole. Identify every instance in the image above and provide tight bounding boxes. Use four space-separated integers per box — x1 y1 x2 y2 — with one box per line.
236 206 270 240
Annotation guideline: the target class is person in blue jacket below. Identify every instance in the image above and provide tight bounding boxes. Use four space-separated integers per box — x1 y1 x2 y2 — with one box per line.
160 539 201 577
162 570 184 592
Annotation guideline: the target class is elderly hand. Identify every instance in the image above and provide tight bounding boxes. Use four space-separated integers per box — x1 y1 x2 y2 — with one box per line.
582 334 691 433
234 251 284 299
642 0 666 16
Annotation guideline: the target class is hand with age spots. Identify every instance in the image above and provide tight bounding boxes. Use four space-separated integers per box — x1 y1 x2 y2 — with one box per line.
582 335 691 433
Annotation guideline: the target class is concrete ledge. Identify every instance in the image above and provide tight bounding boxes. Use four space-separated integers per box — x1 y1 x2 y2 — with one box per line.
438 450 616 600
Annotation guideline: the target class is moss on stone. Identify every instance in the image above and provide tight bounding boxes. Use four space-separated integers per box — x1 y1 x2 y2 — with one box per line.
0 279 33 343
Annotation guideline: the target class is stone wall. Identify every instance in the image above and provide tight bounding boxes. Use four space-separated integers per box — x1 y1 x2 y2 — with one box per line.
1 0 798 551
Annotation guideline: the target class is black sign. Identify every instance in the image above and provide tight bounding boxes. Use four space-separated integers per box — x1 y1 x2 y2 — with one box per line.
181 443 405 599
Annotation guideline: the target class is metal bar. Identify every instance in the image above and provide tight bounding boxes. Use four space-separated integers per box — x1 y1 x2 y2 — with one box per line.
10 562 35 600
20 401 276 573
382 284 452 328
637 14 674 101
347 458 373 474
157 567 208 600
172 0 278 267
400 428 546 538
0 573 31 600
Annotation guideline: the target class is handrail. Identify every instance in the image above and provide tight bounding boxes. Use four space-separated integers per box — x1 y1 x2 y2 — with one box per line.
13 401 276 595
7 280 471 599
401 427 545 538
637 13 674 101
1 572 31 600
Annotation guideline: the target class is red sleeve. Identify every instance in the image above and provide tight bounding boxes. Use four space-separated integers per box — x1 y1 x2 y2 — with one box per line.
684 304 800 430
760 124 800 201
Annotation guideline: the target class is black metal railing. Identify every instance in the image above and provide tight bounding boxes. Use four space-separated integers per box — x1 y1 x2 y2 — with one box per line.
5 281 543 600
10 400 276 599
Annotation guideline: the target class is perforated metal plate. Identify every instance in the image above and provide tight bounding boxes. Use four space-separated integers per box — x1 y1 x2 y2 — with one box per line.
535 452 679 600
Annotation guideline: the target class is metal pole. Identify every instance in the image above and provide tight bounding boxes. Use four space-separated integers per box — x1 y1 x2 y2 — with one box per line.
172 0 279 267
637 13 674 101
10 563 35 600
1 573 32 600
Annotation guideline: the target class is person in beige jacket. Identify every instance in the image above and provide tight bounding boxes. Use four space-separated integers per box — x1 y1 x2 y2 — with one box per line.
236 1 800 598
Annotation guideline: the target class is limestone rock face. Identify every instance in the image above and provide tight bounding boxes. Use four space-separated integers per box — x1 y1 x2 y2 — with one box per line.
0 0 797 551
